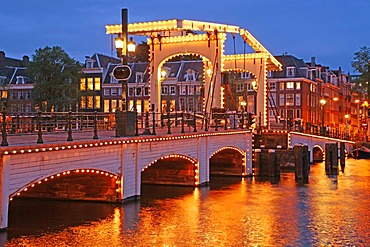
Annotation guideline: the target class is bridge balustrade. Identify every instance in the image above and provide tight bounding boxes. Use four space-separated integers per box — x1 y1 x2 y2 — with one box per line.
0 111 252 146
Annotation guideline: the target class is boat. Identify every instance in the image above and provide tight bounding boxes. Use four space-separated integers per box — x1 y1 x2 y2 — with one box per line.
351 146 370 159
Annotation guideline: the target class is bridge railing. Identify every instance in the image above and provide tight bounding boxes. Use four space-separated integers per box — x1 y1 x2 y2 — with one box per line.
0 111 251 146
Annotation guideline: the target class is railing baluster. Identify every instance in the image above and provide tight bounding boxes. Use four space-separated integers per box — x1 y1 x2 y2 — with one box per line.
37 111 43 144
93 111 98 139
67 111 73 141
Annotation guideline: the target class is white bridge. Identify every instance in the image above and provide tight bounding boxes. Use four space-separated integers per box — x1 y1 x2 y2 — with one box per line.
0 130 252 229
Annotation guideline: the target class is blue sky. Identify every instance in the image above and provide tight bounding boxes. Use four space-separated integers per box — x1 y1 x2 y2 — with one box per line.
1 0 369 73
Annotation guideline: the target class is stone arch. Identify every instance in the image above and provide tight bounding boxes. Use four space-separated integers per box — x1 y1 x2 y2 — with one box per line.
209 146 246 176
312 144 325 162
141 154 199 186
9 168 120 202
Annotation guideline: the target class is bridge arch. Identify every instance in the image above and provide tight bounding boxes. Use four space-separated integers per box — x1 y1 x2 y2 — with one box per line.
312 144 325 162
9 168 120 202
141 154 199 186
209 146 246 176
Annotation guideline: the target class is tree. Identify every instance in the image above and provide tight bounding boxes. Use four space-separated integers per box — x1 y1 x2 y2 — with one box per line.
351 46 370 94
352 46 370 74
28 46 81 112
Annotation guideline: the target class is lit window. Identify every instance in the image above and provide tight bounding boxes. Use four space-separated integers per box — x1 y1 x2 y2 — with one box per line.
286 94 294 105
279 82 284 91
296 82 301 90
286 82 294 90
87 78 93 90
94 77 101 90
95 96 101 109
80 78 86 90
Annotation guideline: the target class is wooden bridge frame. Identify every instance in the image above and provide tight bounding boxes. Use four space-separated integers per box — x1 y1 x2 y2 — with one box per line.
106 19 282 127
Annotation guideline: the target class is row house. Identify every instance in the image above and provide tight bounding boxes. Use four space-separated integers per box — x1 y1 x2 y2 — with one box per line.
267 55 354 134
81 54 204 114
0 51 33 113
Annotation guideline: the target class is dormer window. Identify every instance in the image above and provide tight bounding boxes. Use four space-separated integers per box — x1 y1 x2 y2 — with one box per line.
185 69 196 81
135 72 143 83
110 74 119 84
241 72 251 79
266 71 272 78
0 76 6 84
85 59 94 69
286 67 295 77
16 76 27 84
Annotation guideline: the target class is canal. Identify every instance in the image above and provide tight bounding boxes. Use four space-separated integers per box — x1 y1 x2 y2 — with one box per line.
2 158 370 246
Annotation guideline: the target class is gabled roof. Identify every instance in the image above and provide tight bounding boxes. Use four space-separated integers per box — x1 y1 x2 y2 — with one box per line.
272 55 307 78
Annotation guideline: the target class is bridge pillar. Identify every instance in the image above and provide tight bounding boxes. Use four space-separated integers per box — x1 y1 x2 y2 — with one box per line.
122 143 141 200
0 155 10 229
339 142 345 172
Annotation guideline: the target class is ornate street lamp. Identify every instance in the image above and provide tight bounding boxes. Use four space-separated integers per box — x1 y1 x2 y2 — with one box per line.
114 8 137 137
320 98 326 135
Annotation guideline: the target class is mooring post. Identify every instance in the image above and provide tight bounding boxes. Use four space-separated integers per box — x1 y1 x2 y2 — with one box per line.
325 142 338 175
294 145 310 181
339 142 345 173
253 149 261 176
268 149 279 177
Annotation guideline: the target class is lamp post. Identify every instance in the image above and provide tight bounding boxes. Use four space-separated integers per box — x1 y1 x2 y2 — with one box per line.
355 99 360 132
345 114 349 138
114 8 136 136
320 98 326 135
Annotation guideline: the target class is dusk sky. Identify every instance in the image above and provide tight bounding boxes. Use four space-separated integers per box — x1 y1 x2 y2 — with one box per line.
1 0 369 73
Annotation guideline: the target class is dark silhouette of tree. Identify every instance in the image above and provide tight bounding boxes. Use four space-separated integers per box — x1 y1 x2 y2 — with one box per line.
28 46 81 112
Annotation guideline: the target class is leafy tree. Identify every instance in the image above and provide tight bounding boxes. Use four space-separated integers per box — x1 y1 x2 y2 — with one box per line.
28 46 81 112
351 46 370 94
134 42 149 62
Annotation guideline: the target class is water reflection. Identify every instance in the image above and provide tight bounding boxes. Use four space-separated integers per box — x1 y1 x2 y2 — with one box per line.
4 159 370 246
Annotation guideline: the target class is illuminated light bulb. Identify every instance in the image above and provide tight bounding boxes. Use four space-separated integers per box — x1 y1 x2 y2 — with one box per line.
38 181 41 184
17 193 20 196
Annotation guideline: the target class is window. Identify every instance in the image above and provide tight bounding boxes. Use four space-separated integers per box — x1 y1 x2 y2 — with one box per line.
135 87 142 96
296 109 301 118
80 78 86 90
26 90 31 99
188 97 194 112
104 88 110 96
161 86 168 95
18 91 24 100
286 67 295 77
16 76 26 84
179 85 186 95
135 72 143 83
144 87 149 96
94 77 101 90
185 69 196 81
279 94 285 106
269 82 276 91
236 84 244 92
286 82 294 90
0 76 6 84
188 85 195 95
87 78 93 90
296 94 301 106
179 97 186 111
247 82 254 91
104 100 110 112
111 88 117 96
95 96 101 109
170 86 176 95
196 86 202 95
81 96 86 108
279 82 284 91
87 96 93 109
86 60 94 68
118 88 122 96
296 82 301 90
286 94 294 105
128 88 134 97
269 93 277 107
267 71 272 78
26 103 32 112
241 72 250 79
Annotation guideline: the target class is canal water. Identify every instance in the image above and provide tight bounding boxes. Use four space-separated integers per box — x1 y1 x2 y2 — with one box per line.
2 158 370 246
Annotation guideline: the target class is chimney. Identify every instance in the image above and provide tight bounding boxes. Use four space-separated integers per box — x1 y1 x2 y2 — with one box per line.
0 51 5 68
22 55 29 67
310 57 315 67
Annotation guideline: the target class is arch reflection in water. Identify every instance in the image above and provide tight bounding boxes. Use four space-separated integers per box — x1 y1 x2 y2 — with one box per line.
4 159 370 246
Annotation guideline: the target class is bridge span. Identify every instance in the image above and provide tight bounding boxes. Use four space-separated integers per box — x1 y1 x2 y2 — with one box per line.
0 129 252 229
